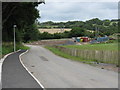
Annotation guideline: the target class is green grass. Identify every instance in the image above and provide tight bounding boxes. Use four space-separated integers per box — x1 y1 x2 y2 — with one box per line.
62 43 118 51
2 42 30 56
45 42 118 65
45 46 95 64
16 44 30 50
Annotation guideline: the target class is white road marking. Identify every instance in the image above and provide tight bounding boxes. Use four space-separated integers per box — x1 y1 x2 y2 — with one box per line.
19 50 45 89
0 50 21 89
0 50 45 89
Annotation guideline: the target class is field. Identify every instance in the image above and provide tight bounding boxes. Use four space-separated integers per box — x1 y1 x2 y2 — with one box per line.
39 28 71 34
62 43 118 51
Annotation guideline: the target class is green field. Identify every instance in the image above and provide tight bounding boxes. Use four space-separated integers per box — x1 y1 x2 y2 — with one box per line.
62 43 118 51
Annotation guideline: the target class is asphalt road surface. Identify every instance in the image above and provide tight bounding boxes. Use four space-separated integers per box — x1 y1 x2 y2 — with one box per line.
21 45 118 88
2 50 42 88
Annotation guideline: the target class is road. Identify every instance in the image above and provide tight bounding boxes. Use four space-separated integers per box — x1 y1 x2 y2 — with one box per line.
21 45 118 88
2 50 42 88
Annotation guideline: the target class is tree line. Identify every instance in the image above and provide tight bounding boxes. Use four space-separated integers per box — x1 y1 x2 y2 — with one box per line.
38 18 118 29
2 2 118 43
38 27 86 40
38 18 118 40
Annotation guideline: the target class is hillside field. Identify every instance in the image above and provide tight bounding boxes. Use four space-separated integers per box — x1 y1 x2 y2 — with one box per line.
39 28 71 34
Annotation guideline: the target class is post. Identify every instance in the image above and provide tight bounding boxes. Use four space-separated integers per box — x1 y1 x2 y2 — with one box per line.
13 25 16 52
95 26 97 38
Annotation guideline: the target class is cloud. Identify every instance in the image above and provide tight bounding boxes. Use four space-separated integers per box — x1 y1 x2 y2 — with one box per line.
43 0 119 2
37 2 118 22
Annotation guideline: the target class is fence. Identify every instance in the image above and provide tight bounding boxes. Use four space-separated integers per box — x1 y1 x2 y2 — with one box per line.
53 46 118 65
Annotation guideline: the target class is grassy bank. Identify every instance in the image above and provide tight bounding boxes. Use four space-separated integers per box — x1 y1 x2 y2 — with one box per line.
45 43 118 65
45 46 95 64
2 42 30 56
62 43 118 51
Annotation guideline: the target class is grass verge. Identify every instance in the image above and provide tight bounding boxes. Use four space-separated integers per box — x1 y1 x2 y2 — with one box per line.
45 46 95 64
2 42 30 56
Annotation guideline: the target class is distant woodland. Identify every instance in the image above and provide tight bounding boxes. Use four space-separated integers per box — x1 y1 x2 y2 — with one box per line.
2 2 119 42
37 18 118 40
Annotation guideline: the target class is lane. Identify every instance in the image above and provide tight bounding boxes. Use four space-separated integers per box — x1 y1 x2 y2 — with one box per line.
21 45 118 88
2 50 42 88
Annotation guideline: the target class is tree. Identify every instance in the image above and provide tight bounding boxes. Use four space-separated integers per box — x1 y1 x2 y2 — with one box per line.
103 20 111 26
2 2 43 42
39 32 53 40
84 31 94 38
86 18 103 25
23 24 40 42
69 27 85 37
53 33 62 39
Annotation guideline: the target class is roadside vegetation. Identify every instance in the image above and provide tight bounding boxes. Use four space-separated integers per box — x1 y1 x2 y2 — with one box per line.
45 41 118 65
2 2 42 56
2 42 30 56
62 43 118 51
45 46 94 64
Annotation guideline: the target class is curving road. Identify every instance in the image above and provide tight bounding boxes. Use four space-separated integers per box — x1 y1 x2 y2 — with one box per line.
21 45 118 88
2 50 42 88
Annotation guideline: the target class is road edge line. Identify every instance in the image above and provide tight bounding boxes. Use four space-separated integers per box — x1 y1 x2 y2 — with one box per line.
19 50 45 89
0 50 21 90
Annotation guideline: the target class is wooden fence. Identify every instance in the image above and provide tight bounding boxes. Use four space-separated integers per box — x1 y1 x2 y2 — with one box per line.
53 46 118 65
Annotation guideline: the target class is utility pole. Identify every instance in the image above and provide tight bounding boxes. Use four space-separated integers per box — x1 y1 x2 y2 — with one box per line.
62 25 65 33
95 25 99 38
13 25 17 52
97 25 100 37
95 26 97 38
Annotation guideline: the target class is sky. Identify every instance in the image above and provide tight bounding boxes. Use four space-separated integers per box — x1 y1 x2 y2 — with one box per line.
37 0 118 22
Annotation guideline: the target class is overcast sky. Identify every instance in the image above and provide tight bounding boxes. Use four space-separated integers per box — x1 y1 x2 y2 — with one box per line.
37 0 118 22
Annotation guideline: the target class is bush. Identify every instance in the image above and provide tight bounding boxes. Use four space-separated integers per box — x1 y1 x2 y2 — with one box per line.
2 42 29 56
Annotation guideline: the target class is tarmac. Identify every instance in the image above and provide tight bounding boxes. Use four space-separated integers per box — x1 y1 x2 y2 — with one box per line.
1 50 42 88
21 45 118 88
